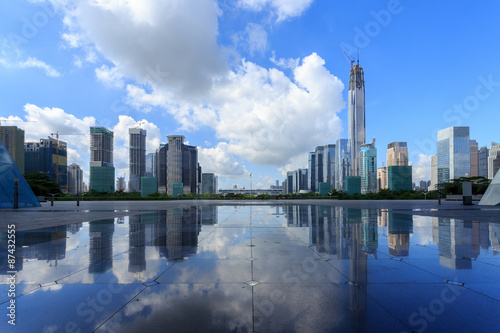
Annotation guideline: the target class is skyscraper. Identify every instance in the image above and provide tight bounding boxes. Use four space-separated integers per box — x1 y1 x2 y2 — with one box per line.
25 137 68 188
201 173 217 194
308 151 316 192
387 142 408 167
348 62 366 177
377 166 387 191
470 139 479 177
430 154 438 190
488 142 500 179
360 140 377 194
67 163 83 194
0 126 25 174
129 128 146 192
335 138 351 191
157 135 201 195
314 146 324 192
90 126 114 192
323 144 336 191
145 153 156 177
479 145 489 178
437 126 470 184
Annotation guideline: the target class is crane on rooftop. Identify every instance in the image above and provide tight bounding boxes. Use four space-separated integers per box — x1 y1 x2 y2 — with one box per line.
49 131 86 190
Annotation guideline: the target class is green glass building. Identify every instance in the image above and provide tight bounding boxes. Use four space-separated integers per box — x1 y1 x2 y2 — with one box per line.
346 176 361 195
388 166 412 191
141 177 157 197
90 127 115 192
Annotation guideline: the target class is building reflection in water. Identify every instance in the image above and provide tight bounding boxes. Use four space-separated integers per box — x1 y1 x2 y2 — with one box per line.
89 219 115 273
387 213 412 257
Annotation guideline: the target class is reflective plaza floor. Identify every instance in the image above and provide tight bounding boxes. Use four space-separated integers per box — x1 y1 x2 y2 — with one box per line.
1 203 500 332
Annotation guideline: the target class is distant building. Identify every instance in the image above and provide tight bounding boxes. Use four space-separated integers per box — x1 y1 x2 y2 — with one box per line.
430 154 438 190
488 143 500 179
201 173 218 194
470 139 479 177
25 137 68 188
67 163 83 194
308 151 316 192
419 180 429 191
478 145 489 178
129 128 146 192
335 139 351 191
437 126 470 184
0 126 25 174
387 142 408 166
89 127 114 193
156 135 201 195
360 140 377 194
314 146 324 192
323 144 336 191
377 166 387 191
116 177 126 191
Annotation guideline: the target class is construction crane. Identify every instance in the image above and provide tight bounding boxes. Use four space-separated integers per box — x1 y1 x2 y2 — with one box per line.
127 121 146 128
344 51 355 70
49 131 86 190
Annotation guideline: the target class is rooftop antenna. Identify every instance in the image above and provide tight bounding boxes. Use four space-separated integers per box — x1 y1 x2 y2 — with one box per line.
357 48 359 65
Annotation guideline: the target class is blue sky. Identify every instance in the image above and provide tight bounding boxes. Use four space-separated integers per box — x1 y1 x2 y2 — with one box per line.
1 0 500 189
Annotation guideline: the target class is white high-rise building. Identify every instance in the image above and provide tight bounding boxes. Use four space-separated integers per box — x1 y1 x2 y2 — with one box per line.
348 62 366 177
67 163 83 194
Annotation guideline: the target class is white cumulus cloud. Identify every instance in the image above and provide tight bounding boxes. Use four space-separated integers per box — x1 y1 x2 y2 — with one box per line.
238 0 314 21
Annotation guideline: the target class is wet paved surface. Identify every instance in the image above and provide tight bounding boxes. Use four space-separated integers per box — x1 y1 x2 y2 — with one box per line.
1 203 500 332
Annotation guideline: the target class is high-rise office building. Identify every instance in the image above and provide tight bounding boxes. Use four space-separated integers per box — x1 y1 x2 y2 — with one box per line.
387 142 408 166
488 142 500 179
430 154 438 190
348 62 366 177
377 166 387 191
297 168 308 193
89 126 114 192
129 128 146 192
0 126 25 174
335 138 351 191
25 137 68 188
145 153 156 177
157 136 201 195
314 146 324 192
479 145 489 178
67 163 83 194
323 144 336 191
470 139 479 177
360 140 377 194
308 151 316 192
201 173 218 194
437 126 470 184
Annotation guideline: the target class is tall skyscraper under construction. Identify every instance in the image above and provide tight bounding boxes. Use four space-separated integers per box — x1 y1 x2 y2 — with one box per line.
90 126 115 192
348 61 366 177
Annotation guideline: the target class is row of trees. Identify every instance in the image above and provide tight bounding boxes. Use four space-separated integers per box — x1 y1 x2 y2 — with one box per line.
23 174 492 200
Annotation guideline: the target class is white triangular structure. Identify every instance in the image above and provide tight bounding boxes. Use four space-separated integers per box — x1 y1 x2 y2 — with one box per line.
479 169 500 206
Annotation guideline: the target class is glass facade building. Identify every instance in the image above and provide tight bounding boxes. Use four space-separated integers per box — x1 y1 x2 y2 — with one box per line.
348 63 366 177
437 126 470 184
323 144 336 192
388 166 412 191
90 127 115 192
346 176 361 195
360 142 377 194
140 177 157 197
157 136 201 195
488 143 500 180
386 142 408 166
201 173 217 194
479 146 489 178
129 128 146 192
67 163 83 194
25 137 68 188
470 139 479 177
335 139 351 191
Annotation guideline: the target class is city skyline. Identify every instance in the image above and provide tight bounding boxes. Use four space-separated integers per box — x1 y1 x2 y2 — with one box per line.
1 1 500 188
